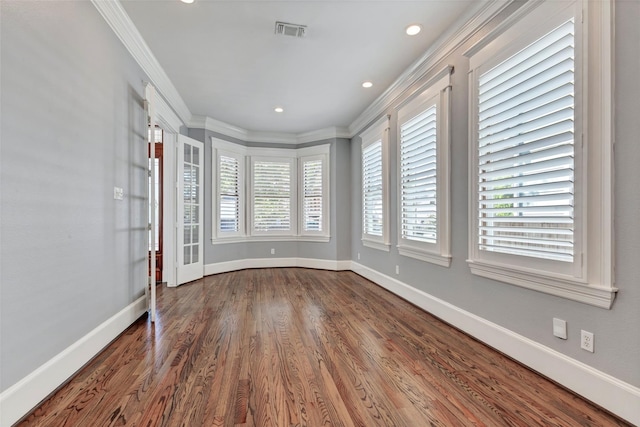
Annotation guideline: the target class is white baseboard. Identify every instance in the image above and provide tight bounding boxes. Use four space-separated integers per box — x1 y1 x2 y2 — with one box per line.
204 257 351 276
0 296 148 427
350 262 640 426
297 258 352 271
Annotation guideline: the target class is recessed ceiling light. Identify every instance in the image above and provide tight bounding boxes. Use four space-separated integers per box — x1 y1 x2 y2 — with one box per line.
406 24 422 36
362 81 373 88
180 0 194 3
274 107 284 113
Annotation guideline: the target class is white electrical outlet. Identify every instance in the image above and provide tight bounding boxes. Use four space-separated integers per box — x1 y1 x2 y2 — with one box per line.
270 248 275 255
395 265 400 275
553 318 567 339
581 330 594 352
357 253 360 260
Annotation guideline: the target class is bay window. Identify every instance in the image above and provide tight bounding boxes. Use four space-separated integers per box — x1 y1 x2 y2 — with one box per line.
212 138 330 242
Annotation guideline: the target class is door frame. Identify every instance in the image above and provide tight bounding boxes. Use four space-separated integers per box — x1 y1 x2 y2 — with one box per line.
162 131 177 287
154 120 179 288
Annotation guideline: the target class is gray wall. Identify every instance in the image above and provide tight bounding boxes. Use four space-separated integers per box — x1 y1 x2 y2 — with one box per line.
1 2 149 391
188 129 351 265
350 0 640 388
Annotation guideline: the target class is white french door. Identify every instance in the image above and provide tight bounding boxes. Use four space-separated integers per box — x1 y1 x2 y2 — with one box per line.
176 135 204 285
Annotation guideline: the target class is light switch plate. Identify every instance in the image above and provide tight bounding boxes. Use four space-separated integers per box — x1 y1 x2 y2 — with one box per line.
553 318 567 339
113 187 124 200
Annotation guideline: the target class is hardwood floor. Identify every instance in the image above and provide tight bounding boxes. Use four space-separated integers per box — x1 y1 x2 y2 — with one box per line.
19 268 630 426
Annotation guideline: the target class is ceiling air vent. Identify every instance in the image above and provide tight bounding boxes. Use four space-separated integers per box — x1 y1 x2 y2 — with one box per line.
275 21 307 38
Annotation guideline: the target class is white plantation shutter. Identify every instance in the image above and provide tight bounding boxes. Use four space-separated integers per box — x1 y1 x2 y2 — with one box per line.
218 155 240 233
213 141 328 241
477 19 575 262
362 140 383 237
302 159 323 232
467 1 616 307
400 105 437 243
253 159 292 232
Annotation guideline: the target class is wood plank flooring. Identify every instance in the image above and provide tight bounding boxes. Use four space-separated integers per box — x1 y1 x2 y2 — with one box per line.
18 268 630 426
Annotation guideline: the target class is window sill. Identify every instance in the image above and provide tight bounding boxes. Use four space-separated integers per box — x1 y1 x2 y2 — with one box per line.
398 245 451 267
466 259 617 309
212 235 330 244
362 239 390 252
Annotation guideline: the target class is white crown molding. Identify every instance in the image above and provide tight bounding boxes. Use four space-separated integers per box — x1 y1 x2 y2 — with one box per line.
154 91 183 134
348 0 516 137
296 127 351 144
191 115 349 145
463 0 545 59
91 0 191 126
93 0 514 143
190 115 251 141
92 0 345 143
0 297 147 427
350 262 640 426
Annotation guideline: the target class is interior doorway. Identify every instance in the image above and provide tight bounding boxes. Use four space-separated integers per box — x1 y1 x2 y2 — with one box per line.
149 126 163 283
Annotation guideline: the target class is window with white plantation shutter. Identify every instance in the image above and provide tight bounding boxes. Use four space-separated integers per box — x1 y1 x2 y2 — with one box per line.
396 68 452 266
467 0 616 308
360 116 390 251
218 155 240 233
400 105 438 243
212 139 329 242
298 146 330 239
213 147 245 239
362 140 383 237
252 158 295 233
302 158 323 232
477 19 575 263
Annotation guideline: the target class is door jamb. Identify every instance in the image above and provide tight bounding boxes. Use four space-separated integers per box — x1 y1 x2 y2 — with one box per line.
162 131 177 287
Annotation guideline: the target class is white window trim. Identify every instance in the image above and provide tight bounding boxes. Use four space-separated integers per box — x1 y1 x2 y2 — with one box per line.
212 138 246 241
465 0 616 309
361 116 391 252
249 155 297 237
396 67 452 267
211 138 331 244
298 144 330 238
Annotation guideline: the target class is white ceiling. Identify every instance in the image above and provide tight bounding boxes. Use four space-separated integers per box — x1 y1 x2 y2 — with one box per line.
121 0 477 135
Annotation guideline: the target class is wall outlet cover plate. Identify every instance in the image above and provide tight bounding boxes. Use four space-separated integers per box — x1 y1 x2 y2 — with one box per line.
553 318 567 339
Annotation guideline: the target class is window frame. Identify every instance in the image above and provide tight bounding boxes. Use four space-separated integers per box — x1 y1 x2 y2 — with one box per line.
396 68 452 267
211 138 330 243
212 139 246 241
465 0 616 308
361 116 390 251
298 144 330 239
249 153 297 237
